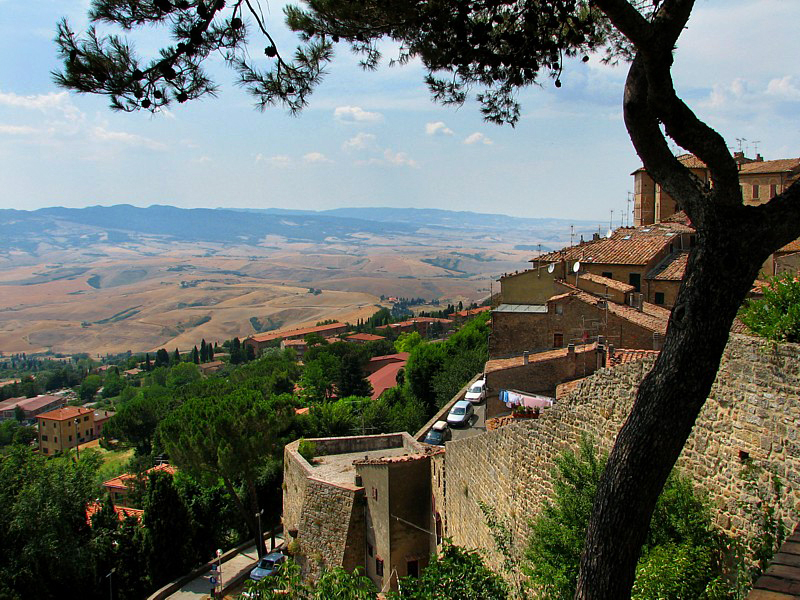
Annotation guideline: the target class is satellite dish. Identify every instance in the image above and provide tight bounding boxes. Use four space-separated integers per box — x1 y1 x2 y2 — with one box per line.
573 261 581 273
606 229 613 238
547 263 555 274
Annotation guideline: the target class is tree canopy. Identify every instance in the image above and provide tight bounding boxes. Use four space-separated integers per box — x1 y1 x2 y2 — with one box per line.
54 1 800 597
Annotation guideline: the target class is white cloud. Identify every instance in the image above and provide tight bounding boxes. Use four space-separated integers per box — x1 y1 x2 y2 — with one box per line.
0 90 82 122
0 124 41 136
464 132 493 146
257 154 291 167
90 126 166 150
342 132 377 151
365 149 418 168
425 121 453 136
334 105 383 124
303 152 333 164
766 76 800 100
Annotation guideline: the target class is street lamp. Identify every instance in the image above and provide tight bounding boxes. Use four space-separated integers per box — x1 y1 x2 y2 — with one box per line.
106 568 115 600
74 417 81 459
216 549 223 599
255 508 264 557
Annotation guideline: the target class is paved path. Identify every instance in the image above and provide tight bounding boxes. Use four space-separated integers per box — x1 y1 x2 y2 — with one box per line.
167 545 260 600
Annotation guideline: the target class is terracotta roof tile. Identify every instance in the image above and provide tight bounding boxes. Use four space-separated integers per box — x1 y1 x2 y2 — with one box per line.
346 333 386 342
778 240 800 253
579 273 636 293
565 285 670 335
37 406 93 422
609 348 660 366
739 158 800 175
647 251 689 281
535 222 690 267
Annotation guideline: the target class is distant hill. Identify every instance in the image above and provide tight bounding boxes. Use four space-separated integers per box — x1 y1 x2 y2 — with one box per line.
0 205 598 255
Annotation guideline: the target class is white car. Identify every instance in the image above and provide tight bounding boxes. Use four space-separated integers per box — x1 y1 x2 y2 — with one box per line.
249 552 287 581
465 379 486 404
447 400 474 428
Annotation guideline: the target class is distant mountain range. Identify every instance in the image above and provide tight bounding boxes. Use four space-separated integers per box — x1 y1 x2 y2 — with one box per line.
0 204 598 255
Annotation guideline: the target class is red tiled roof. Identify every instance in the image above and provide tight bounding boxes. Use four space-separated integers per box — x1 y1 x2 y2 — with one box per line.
346 333 386 342
739 157 800 175
609 348 660 366
87 502 143 522
37 406 93 422
379 317 453 329
367 361 406 400
535 222 690 267
565 285 670 335
485 343 600 373
647 251 689 281
103 463 177 491
249 322 348 343
578 273 636 293
778 240 800 253
661 211 693 227
369 352 410 363
454 306 492 317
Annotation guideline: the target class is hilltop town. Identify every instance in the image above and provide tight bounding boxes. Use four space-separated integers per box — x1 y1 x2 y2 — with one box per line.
2 153 800 599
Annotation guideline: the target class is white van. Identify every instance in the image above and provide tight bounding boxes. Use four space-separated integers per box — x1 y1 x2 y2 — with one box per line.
465 379 486 404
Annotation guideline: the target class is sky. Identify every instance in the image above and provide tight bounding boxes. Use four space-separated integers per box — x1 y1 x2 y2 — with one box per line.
0 0 798 221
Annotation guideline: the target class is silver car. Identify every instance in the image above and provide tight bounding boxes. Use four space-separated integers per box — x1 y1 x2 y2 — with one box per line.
249 552 287 581
447 400 474 428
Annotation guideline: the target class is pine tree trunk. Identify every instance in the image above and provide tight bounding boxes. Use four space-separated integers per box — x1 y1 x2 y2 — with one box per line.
575 212 765 597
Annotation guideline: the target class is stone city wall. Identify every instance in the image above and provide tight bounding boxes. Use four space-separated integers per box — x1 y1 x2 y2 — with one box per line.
441 334 800 575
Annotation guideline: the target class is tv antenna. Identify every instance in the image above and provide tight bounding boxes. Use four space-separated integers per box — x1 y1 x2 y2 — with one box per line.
736 137 747 153
752 140 761 155
570 225 575 247
609 209 614 232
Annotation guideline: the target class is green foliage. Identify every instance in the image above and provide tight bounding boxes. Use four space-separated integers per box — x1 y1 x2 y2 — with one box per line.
0 420 36 450
526 438 729 600
102 386 176 456
394 331 423 353
298 438 317 462
142 471 196 587
244 561 376 599
79 373 103 401
166 361 201 388
337 352 373 398
740 464 788 582
739 273 800 342
309 399 358 437
390 542 508 599
0 447 102 599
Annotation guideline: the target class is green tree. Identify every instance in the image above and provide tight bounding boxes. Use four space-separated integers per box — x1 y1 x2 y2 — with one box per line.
103 386 176 455
154 348 170 369
391 542 508 599
299 354 338 404
0 447 101 599
101 368 125 398
526 439 727 600
739 273 800 342
55 1 800 595
394 332 423 354
337 352 372 399
79 373 103 402
142 471 195 587
159 390 296 556
167 361 201 388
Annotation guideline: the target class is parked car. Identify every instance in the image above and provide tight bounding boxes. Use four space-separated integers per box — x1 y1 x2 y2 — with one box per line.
423 420 452 445
249 552 287 581
465 379 487 404
447 400 474 428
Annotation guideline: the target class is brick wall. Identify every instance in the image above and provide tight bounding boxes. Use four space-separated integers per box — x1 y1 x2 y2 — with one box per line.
440 334 800 578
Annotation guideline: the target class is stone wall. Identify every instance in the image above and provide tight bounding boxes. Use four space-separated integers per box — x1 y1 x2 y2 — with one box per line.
441 334 800 576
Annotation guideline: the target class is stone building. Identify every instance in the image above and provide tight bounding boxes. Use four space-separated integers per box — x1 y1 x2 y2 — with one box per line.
283 433 437 591
490 274 669 358
633 152 800 227
244 322 350 355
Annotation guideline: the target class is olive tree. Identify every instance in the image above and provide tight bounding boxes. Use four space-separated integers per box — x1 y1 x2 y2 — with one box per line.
55 1 800 597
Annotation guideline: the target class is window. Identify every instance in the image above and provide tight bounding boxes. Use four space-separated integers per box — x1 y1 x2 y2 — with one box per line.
42 448 48 454
41 435 48 441
68 435 72 442
367 543 374 558
771 184 778 198
376 558 384 577
601 271 613 279
553 333 564 348
53 422 56 428
629 273 641 292
54 437 57 443
752 184 760 199
83 416 89 422
407 560 419 578
372 488 378 501
654 292 665 305
554 303 563 315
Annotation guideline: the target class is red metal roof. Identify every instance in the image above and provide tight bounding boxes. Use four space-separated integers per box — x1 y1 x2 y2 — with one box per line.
367 361 407 400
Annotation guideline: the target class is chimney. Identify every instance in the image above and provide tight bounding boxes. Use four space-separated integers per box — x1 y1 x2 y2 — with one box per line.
597 344 606 369
756 153 763 162
523 351 529 365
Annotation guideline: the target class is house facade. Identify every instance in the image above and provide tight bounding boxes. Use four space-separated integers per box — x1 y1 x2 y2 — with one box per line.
37 406 95 455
